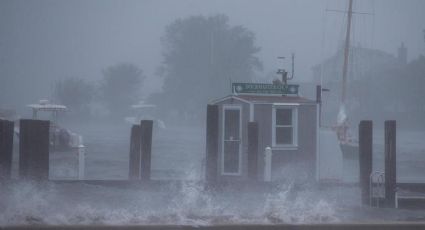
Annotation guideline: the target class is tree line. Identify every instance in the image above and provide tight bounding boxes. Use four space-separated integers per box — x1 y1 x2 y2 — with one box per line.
316 46 425 130
52 13 425 129
350 55 425 130
53 14 262 122
53 63 144 120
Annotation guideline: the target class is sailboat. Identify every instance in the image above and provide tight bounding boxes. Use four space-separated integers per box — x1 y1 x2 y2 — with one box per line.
334 0 359 160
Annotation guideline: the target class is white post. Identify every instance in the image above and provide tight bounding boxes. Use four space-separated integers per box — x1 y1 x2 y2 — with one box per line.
77 136 85 180
395 191 398 209
264 147 272 182
316 103 320 182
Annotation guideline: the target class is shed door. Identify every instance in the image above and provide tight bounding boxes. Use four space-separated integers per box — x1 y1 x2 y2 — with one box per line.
222 107 241 175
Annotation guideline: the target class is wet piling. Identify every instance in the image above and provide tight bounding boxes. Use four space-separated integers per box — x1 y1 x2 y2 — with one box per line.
385 120 396 207
205 105 219 186
140 120 153 181
248 121 259 180
19 119 50 180
358 120 372 205
0 119 14 180
129 124 142 180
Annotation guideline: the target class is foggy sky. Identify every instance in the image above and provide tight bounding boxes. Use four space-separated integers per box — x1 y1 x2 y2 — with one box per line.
1 0 424 108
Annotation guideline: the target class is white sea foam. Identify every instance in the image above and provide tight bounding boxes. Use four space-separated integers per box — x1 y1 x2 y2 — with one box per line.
0 178 343 226
2 121 425 226
262 183 338 224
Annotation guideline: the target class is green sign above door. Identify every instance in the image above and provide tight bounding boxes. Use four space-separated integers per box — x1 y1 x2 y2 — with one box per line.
232 83 299 95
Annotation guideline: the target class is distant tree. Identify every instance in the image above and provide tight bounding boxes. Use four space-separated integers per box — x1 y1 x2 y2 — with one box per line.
53 77 94 115
101 63 145 119
156 14 262 120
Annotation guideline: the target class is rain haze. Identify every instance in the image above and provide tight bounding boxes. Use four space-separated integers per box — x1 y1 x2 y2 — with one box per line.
1 0 425 227
1 0 424 108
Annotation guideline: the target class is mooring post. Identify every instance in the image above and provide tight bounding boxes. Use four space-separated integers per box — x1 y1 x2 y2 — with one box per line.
77 136 85 180
359 120 373 205
205 105 219 186
128 125 142 180
0 120 14 180
19 119 50 180
385 120 396 207
247 121 259 181
140 120 153 181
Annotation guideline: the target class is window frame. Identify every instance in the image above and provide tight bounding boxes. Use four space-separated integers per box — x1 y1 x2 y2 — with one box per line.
272 105 298 149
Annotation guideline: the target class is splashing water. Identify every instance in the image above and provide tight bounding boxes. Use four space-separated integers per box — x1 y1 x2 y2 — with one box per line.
263 183 338 224
0 181 60 225
165 168 219 225
0 178 345 226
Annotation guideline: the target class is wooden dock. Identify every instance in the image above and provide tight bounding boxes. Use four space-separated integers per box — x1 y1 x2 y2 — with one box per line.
2 223 425 230
396 189 425 209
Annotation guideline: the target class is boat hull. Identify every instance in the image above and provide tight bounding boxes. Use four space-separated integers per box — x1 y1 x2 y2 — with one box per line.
340 142 359 160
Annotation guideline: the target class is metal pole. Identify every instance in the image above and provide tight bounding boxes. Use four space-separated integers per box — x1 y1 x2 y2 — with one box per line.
341 0 353 106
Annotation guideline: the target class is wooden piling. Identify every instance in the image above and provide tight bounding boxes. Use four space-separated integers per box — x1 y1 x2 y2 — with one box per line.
128 125 141 180
19 119 50 180
0 120 14 180
385 120 397 207
140 120 153 181
247 122 259 180
358 120 373 205
205 105 219 185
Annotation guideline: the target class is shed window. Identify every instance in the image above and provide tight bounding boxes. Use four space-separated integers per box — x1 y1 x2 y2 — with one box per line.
273 106 298 147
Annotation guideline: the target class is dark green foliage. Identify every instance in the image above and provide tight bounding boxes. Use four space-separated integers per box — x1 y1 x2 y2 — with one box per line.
155 14 262 120
53 77 94 114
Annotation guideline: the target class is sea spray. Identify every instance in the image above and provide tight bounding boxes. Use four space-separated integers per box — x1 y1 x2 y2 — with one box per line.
0 181 58 225
263 183 339 223
166 167 218 225
0 179 391 225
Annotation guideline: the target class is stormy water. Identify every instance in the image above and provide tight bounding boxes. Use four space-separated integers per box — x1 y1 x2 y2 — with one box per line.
1 122 425 225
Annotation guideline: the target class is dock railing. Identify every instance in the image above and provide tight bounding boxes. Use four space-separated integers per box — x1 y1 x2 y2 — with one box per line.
370 171 385 207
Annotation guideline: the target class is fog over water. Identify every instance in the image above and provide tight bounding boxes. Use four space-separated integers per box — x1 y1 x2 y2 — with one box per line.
1 0 425 226
1 0 424 109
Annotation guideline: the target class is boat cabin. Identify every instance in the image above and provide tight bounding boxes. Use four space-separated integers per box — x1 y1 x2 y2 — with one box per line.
26 100 82 149
209 83 319 182
28 100 67 121
124 101 166 129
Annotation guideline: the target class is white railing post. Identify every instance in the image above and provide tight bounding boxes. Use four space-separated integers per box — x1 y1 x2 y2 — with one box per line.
370 172 373 206
77 136 85 180
264 147 272 182
395 189 398 209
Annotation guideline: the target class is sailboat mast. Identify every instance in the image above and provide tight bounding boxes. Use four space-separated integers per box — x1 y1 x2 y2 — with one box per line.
341 0 353 106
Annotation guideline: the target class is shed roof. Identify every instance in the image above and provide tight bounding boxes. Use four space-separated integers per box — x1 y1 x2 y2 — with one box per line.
211 94 316 105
